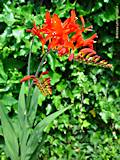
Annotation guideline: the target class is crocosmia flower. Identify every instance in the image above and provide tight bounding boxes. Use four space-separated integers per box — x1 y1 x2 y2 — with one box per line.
20 72 52 96
27 10 112 68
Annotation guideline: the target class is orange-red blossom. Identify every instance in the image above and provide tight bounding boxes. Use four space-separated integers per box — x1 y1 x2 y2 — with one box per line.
21 11 112 96
27 10 97 59
20 72 52 96
27 10 112 67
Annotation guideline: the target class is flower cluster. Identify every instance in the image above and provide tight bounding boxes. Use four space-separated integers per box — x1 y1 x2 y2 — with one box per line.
20 71 52 96
75 48 112 68
22 10 112 96
27 10 112 68
27 10 96 56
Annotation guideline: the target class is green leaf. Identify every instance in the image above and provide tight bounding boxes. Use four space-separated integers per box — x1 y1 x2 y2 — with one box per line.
17 83 31 160
50 72 62 85
29 134 47 160
91 2 103 12
38 93 46 106
26 106 70 160
46 104 52 115
99 111 111 123
53 95 61 108
0 102 19 160
47 53 56 71
56 80 67 92
82 120 90 128
28 86 39 126
47 52 62 71
104 0 109 3
18 83 26 127
20 126 31 160
0 126 3 136
1 94 17 106
12 27 25 43
0 60 7 84
15 4 34 17
2 4 15 26
83 98 89 105
90 131 101 146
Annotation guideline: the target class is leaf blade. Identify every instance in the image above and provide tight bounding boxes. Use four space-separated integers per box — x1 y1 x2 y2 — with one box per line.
0 102 19 160
18 83 26 127
28 87 39 126
26 106 70 160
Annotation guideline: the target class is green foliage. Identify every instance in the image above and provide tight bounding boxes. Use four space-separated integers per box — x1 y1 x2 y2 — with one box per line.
0 0 120 159
0 83 70 160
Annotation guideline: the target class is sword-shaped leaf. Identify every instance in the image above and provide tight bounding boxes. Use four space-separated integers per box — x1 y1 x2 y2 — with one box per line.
18 83 26 127
25 106 70 160
28 86 39 126
0 102 19 160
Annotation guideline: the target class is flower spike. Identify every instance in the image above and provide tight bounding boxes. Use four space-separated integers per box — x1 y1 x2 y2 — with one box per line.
75 48 112 68
20 72 52 96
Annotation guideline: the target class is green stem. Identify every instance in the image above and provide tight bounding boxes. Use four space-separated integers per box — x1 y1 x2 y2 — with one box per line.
35 51 48 78
26 50 49 110
26 38 34 111
27 38 34 88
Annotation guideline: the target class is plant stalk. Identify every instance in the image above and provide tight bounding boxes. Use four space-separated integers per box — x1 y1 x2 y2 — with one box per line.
27 38 34 88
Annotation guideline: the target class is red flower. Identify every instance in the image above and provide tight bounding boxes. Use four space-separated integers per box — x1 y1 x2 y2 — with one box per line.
58 47 69 56
26 22 46 50
41 71 49 75
26 10 112 68
27 10 97 54
20 75 35 83
20 73 52 96
75 48 112 68
68 53 74 61
79 48 96 55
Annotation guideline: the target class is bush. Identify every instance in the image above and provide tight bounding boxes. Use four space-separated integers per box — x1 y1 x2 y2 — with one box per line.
0 0 120 159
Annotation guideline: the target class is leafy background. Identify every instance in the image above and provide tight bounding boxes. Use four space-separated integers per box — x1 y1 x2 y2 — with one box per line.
0 0 120 159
